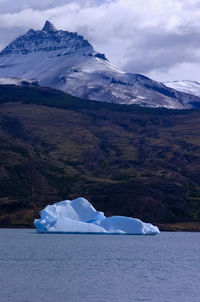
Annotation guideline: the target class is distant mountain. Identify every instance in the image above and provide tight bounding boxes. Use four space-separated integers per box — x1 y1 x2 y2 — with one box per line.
164 80 200 98
0 20 200 109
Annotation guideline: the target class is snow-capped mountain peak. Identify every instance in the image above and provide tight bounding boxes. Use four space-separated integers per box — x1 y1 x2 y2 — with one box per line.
42 20 57 32
0 21 96 57
0 22 200 109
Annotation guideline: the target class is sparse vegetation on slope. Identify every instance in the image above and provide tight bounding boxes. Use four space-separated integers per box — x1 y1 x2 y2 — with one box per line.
0 85 200 229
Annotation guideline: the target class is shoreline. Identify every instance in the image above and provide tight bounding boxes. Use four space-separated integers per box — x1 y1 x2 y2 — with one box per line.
0 221 200 232
157 222 200 232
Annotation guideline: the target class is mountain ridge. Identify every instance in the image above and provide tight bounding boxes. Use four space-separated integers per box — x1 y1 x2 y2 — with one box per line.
0 84 200 229
1 21 200 109
164 80 200 99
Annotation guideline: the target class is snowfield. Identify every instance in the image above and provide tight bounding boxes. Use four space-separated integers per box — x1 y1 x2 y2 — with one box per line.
34 197 160 235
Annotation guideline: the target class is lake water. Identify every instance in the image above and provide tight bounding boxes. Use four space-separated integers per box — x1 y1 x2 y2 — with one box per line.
0 229 199 302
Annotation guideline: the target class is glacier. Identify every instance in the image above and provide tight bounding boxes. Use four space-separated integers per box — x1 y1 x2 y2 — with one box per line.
34 197 160 235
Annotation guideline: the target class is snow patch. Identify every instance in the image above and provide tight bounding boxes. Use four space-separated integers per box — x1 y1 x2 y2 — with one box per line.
0 77 38 86
95 57 125 74
164 80 200 98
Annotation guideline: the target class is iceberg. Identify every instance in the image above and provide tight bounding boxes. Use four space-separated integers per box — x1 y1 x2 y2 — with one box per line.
34 197 160 235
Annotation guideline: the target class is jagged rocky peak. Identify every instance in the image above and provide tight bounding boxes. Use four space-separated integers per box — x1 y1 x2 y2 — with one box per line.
42 20 57 32
0 21 96 56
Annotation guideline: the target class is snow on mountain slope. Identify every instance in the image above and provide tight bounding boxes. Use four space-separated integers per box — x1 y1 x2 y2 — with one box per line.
0 77 38 86
164 81 200 98
0 20 200 109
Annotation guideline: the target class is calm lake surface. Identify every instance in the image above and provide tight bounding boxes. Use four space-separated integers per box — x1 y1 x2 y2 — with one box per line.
0 229 199 302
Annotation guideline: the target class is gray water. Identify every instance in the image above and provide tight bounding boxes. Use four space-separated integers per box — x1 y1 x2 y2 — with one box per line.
0 229 199 302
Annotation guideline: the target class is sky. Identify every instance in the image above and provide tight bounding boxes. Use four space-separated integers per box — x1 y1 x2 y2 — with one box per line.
0 0 200 82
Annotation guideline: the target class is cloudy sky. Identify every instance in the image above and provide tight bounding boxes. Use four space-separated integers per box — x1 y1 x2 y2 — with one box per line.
0 0 200 82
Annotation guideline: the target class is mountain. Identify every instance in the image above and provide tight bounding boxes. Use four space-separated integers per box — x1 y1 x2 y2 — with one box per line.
164 80 200 99
0 84 200 230
0 20 200 109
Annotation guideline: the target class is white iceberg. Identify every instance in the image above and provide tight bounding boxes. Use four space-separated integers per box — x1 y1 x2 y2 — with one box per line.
34 197 160 235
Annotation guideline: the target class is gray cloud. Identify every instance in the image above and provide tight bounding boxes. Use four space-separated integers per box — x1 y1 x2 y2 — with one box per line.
0 0 200 81
123 27 200 73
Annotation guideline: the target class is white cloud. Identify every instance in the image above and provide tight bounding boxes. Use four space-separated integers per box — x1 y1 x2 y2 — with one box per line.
0 0 200 81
